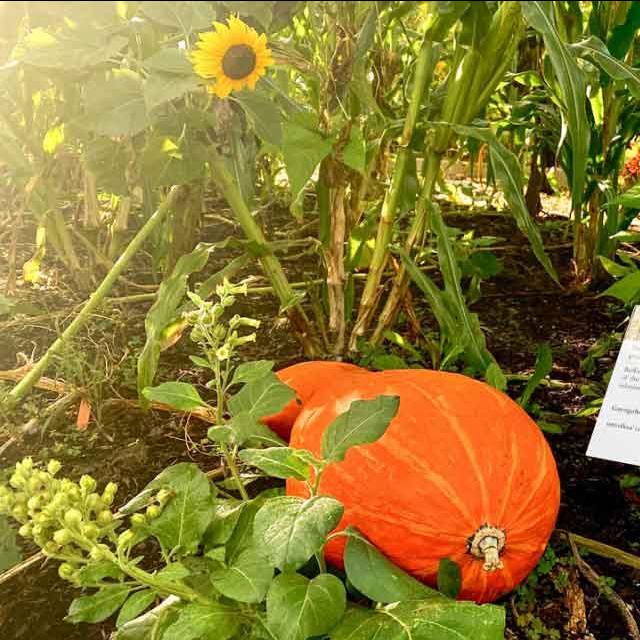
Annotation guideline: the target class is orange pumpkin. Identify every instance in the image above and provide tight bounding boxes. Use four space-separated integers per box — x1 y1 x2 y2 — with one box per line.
285 367 560 603
261 361 364 439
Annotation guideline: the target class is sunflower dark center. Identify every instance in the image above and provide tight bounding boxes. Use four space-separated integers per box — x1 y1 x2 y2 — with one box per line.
222 44 257 80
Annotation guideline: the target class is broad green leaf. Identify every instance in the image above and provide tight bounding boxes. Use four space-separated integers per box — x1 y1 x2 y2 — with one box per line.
600 270 640 304
239 447 316 481
344 528 440 603
608 1 640 59
116 590 156 628
20 26 127 69
321 395 399 462
267 573 347 640
521 1 589 216
142 381 206 411
137 242 212 404
282 122 333 202
611 182 640 209
0 130 30 178
229 372 296 419
140 1 215 32
141 134 207 187
163 602 241 640
140 463 215 554
331 600 505 640
599 256 634 278
221 0 275 30
231 360 275 385
454 125 558 283
210 413 285 447
253 496 343 570
431 205 495 372
519 344 553 409
157 562 192 581
211 548 273 603
0 515 21 572
437 559 462 599
235 90 284 146
115 596 180 640
77 561 124 586
66 585 131 623
144 72 200 111
84 69 148 136
143 48 193 74
571 36 640 97
343 127 366 174
203 499 246 548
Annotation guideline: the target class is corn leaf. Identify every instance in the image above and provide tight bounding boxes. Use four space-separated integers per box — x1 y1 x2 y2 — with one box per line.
521 1 589 216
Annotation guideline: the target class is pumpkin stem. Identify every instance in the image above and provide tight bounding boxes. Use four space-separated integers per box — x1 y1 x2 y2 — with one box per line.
468 525 506 571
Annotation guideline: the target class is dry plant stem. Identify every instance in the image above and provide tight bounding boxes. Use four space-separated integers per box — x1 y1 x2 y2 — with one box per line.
209 148 319 357
20 390 83 436
3 186 186 411
83 170 100 230
350 39 435 350
6 220 18 295
0 551 45 587
566 533 640 640
565 531 640 571
326 180 347 354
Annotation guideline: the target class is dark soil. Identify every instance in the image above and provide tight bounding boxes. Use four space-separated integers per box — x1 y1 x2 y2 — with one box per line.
1 204 639 639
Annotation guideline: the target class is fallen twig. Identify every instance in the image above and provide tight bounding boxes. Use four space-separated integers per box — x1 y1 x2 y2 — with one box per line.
566 532 640 640
563 531 640 571
0 551 45 587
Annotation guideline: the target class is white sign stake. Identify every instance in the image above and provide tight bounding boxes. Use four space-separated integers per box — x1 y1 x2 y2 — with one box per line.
586 306 640 466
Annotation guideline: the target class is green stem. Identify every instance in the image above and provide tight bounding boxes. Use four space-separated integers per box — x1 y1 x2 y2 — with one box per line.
349 38 435 350
220 442 250 501
4 187 187 411
209 149 319 356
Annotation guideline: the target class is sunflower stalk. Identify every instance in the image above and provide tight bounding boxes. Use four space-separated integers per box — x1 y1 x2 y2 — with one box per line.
209 149 319 357
2 187 187 411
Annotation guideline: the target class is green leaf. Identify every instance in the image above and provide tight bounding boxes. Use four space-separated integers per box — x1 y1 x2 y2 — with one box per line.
484 362 507 392
611 182 640 209
157 562 192 581
600 270 640 304
221 0 275 30
231 360 275 385
235 90 284 146
140 1 215 32
115 596 180 640
144 72 200 111
141 133 207 187
239 447 315 481
77 560 124 586
519 344 553 409
66 585 131 623
116 590 156 628
454 125 558 283
521 1 589 217
163 602 241 640
571 36 640 97
210 413 285 447
211 547 273 603
0 515 21 572
343 127 366 174
282 121 333 202
137 242 212 404
142 381 206 411
143 48 193 74
84 69 148 136
321 395 399 462
431 205 495 373
229 372 296 419
253 496 344 570
203 500 246 548
267 573 347 640
331 600 505 640
344 528 440 603
437 558 462 599
20 26 127 69
84 138 129 195
599 256 635 278
140 463 215 554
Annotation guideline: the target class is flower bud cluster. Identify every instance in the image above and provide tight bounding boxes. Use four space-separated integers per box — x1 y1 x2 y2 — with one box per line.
0 458 119 581
182 279 260 365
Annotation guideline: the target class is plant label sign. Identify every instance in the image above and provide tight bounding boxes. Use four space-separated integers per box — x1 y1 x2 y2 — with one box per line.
587 306 640 465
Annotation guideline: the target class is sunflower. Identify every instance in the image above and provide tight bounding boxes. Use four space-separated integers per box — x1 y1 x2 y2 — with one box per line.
191 16 273 98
